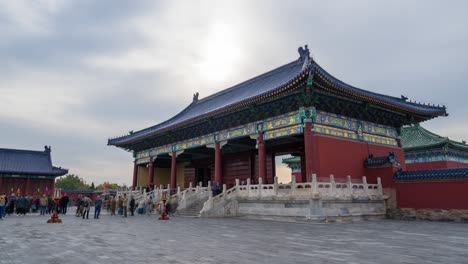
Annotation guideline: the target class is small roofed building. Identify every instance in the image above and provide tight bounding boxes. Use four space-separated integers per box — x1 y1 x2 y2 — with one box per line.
108 46 447 196
0 146 68 196
401 125 468 171
281 156 301 182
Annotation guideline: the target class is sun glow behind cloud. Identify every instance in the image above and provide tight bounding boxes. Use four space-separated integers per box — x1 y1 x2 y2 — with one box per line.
195 23 245 84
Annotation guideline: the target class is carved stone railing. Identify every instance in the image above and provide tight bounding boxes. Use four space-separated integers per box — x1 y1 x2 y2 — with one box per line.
170 182 211 211
200 174 384 217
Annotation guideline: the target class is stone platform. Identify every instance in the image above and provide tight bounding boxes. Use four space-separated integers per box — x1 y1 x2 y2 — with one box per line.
0 212 467 263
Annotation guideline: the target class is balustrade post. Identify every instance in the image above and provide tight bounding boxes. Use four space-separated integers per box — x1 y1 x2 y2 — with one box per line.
363 176 369 197
346 175 352 197
330 174 336 196
177 186 181 195
274 176 278 195
291 175 296 195
258 177 262 198
189 182 193 190
377 177 383 196
247 178 251 197
208 181 211 189
235 179 239 187
312 174 318 194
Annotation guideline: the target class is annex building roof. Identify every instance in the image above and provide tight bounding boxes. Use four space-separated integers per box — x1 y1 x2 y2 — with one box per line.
0 146 68 176
401 125 468 150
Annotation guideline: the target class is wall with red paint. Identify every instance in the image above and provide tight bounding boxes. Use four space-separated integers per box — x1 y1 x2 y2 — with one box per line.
365 167 399 187
310 135 405 181
396 180 468 209
406 161 468 171
0 177 54 197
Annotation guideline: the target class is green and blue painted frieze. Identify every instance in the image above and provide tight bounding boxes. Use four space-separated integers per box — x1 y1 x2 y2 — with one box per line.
174 135 215 152
263 124 302 140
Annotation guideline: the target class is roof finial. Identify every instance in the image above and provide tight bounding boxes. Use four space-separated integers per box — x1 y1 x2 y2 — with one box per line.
44 146 51 153
298 45 310 61
400 95 408 101
193 92 199 103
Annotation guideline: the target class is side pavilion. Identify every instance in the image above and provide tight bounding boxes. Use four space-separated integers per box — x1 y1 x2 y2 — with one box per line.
0 146 68 196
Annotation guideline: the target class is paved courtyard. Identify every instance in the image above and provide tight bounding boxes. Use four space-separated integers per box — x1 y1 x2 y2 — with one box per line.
1 209 467 264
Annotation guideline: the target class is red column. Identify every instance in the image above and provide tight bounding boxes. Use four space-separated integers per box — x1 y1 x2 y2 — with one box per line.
171 152 177 189
304 121 313 182
0 177 3 193
214 142 222 184
132 161 138 191
25 177 30 195
50 179 55 197
258 132 266 181
148 157 154 189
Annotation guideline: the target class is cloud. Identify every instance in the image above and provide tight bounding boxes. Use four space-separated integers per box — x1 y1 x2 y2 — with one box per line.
1 0 467 185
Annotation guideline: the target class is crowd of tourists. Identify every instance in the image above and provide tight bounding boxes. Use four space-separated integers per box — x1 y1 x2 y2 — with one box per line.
0 192 71 219
0 191 177 221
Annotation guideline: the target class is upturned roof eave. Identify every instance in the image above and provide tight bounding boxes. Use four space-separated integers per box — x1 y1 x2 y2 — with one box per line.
108 67 310 147
311 62 447 117
0 169 68 176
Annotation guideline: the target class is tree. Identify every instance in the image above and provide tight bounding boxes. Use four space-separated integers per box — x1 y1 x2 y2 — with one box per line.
95 182 121 190
90 182 95 190
55 174 91 190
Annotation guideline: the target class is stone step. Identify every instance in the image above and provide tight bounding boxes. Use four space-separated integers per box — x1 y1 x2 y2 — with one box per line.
176 200 207 217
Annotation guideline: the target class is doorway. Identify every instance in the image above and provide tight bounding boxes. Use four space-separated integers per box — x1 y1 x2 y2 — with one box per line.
196 168 212 187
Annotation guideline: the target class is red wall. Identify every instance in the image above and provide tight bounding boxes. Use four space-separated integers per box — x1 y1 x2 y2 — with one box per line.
0 177 54 197
406 161 468 171
311 135 405 182
223 153 251 187
396 180 468 209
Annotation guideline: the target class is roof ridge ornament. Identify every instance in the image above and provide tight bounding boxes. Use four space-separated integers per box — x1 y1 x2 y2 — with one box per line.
193 92 199 103
298 45 311 70
298 45 310 60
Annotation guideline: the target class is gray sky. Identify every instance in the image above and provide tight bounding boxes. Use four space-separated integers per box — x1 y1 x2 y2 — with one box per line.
1 0 467 186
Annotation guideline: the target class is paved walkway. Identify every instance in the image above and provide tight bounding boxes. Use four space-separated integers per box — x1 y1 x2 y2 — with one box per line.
0 211 467 264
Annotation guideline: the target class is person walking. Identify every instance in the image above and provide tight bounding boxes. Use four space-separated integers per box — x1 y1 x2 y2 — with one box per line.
47 195 54 215
0 194 6 220
146 195 153 215
117 195 123 215
110 195 116 216
75 195 82 216
40 194 48 215
122 194 128 217
129 195 135 216
94 195 103 219
60 193 70 215
82 196 91 219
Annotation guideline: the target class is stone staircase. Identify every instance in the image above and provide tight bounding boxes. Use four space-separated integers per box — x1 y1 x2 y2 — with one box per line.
177 200 206 217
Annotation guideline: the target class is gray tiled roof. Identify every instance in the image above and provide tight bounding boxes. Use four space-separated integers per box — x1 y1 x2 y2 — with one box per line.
394 168 468 181
0 147 68 176
109 57 307 145
108 46 448 146
312 63 447 116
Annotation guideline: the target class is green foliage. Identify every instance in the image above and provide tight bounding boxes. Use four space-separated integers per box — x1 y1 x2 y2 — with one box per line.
56 176 123 191
95 182 121 190
55 174 91 190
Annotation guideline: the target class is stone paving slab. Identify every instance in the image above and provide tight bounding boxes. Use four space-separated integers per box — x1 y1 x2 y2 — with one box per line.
0 210 467 264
